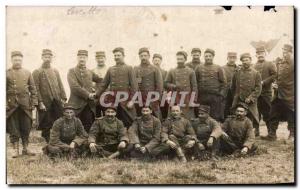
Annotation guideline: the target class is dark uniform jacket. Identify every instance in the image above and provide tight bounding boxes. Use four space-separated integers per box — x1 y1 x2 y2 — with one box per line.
185 61 202 71
88 117 129 145
6 67 38 119
49 117 88 147
222 63 238 95
191 117 222 143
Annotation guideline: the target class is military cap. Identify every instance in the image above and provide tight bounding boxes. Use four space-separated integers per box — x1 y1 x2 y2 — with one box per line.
282 44 293 53
240 53 251 61
77 50 88 56
198 105 210 114
204 48 215 56
139 47 150 55
153 53 162 60
11 51 23 57
112 47 125 55
63 103 76 110
255 46 266 53
191 48 201 54
105 105 117 112
227 52 237 57
176 51 188 60
95 51 105 57
42 49 53 56
236 102 249 111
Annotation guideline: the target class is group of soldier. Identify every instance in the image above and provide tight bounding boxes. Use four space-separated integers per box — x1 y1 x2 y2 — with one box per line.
6 43 294 162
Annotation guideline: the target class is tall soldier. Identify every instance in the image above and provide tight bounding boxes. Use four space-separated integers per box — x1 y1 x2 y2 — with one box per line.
134 48 163 120
96 47 138 128
222 52 238 118
185 48 202 70
265 44 294 141
195 48 227 122
7 51 38 158
165 51 197 119
92 51 108 118
67 50 102 133
253 47 277 137
33 49 67 143
231 53 262 136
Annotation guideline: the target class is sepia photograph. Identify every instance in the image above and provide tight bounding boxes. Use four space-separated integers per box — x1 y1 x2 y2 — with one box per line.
5 5 295 185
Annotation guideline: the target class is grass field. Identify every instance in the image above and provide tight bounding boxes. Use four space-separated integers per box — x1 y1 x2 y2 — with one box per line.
6 122 295 185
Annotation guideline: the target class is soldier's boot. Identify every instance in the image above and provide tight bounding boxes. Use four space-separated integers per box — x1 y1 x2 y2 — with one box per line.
175 148 187 163
12 142 19 158
108 151 120 159
22 143 36 156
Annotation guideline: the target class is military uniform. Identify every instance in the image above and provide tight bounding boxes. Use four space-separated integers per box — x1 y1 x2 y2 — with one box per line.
88 116 129 157
128 115 161 157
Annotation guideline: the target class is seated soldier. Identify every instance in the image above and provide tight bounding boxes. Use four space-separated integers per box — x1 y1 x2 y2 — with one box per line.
88 106 129 159
151 105 197 163
128 106 161 159
43 104 88 159
220 103 257 156
190 105 222 160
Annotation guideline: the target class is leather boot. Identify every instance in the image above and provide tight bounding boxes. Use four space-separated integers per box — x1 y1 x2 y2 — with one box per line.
12 142 19 158
22 142 36 156
176 148 187 163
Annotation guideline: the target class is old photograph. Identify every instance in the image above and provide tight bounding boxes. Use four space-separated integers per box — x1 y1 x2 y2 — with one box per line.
6 6 294 184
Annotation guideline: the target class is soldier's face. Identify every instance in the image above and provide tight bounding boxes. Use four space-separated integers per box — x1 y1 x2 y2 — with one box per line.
192 52 201 62
204 53 214 64
198 111 209 121
42 54 52 64
241 58 251 69
141 107 152 117
139 52 150 64
256 52 266 62
176 55 186 65
227 56 237 64
170 106 181 118
11 56 23 68
96 56 106 66
236 107 247 119
78 55 88 65
114 52 124 63
153 57 162 67
64 109 75 120
283 50 292 61
105 108 116 119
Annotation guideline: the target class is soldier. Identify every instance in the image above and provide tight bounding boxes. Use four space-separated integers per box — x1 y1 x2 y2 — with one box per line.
127 106 161 159
7 51 38 158
43 104 88 159
253 47 277 137
134 48 163 120
151 105 197 163
222 52 238 118
190 105 222 159
185 48 202 70
231 53 262 137
165 51 197 119
220 103 257 156
265 44 294 141
88 106 129 158
32 49 67 143
67 50 102 133
195 48 227 122
96 47 138 128
92 51 108 118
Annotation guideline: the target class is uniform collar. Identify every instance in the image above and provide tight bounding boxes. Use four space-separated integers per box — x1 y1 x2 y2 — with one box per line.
42 62 51 68
77 64 87 70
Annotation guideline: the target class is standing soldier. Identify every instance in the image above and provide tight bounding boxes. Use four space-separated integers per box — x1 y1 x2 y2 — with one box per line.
92 51 108 118
186 48 202 70
265 44 294 141
231 53 262 136
195 48 227 122
222 52 238 118
96 47 138 128
33 49 67 143
253 47 277 137
165 51 197 119
7 51 38 158
67 50 102 133
134 48 163 120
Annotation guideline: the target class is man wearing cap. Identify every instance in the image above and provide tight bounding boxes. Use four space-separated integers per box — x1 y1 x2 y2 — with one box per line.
33 49 67 143
222 52 239 118
190 105 222 159
127 106 161 159
92 51 108 118
195 48 227 122
165 51 197 119
96 47 138 128
88 106 129 159
231 53 262 135
186 48 202 70
134 48 163 120
43 104 88 159
253 47 277 137
266 44 294 141
7 51 38 158
67 50 103 133
220 103 257 156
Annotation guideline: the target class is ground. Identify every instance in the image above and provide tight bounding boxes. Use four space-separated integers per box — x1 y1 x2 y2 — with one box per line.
6 122 294 185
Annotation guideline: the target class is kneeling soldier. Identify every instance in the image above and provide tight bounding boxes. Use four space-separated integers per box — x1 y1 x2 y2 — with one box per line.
44 104 88 159
128 106 161 159
220 103 257 156
88 106 129 159
190 105 222 160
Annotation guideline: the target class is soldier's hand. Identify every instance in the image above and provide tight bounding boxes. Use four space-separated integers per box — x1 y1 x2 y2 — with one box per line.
140 147 146 154
222 132 230 141
241 147 249 155
245 98 251 104
207 137 214 147
118 141 126 149
89 93 96 100
126 101 134 109
39 102 47 111
197 143 205 151
89 143 97 153
272 83 278 89
166 140 177 149
185 140 196 148
70 142 76 149
134 143 141 150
